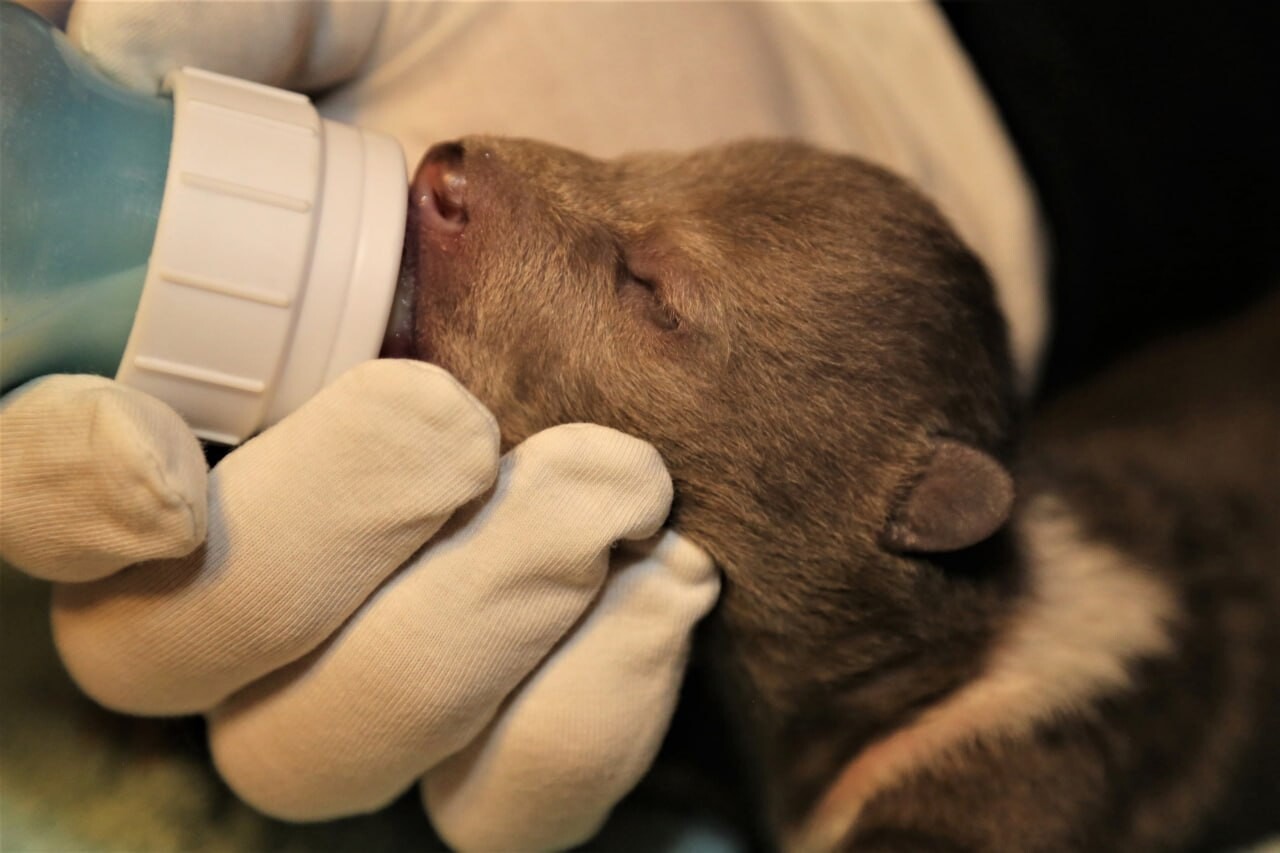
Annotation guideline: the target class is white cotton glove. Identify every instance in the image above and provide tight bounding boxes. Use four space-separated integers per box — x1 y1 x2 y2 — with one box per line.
0 361 720 850
0 374 208 582
422 530 721 852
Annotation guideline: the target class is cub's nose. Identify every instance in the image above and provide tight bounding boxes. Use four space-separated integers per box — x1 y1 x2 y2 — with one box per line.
412 141 468 233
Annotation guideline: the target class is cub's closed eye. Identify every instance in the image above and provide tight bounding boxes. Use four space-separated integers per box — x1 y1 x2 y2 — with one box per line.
616 260 681 332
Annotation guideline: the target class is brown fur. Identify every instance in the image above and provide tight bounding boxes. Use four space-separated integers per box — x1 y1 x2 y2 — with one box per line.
399 136 1280 851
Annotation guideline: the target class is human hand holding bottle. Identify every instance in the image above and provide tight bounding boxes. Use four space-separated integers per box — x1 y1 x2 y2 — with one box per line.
1 4 719 848
0 361 719 851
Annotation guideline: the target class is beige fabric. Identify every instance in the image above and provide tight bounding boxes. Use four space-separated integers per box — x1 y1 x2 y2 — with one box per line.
68 1 385 93
424 530 721 852
206 427 697 824
0 375 207 581
50 360 501 715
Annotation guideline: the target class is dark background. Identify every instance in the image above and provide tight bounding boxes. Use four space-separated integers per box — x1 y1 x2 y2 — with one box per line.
943 2 1279 401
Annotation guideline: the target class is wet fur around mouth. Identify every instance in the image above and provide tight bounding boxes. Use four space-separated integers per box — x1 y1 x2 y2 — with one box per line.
402 136 1280 852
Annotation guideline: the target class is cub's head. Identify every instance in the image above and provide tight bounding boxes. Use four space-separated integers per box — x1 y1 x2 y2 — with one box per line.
397 138 1018 800
399 135 1014 576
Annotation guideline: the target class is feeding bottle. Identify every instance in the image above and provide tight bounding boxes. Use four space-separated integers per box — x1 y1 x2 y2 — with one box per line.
0 3 410 444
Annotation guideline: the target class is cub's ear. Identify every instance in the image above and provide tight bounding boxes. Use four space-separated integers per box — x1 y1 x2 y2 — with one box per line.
881 438 1014 553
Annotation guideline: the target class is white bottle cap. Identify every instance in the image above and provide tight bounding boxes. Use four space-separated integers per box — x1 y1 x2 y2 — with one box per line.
114 67 408 445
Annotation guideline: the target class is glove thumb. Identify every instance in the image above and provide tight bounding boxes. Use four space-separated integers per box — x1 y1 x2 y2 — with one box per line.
0 376 207 581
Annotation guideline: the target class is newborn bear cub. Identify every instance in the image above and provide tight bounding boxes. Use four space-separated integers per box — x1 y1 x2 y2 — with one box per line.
398 137 1280 852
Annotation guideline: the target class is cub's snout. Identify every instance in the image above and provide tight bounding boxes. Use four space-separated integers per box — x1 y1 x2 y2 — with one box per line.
413 141 469 234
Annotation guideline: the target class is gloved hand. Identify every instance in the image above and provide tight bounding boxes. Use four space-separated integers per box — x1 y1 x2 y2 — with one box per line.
0 361 720 851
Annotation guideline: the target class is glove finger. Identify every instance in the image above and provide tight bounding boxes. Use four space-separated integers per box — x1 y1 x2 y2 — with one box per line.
206 424 673 821
69 0 309 93
423 531 720 853
67 0 385 94
50 360 498 715
0 375 207 582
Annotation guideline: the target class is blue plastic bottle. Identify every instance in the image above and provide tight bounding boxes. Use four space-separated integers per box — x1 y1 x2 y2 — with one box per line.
0 3 408 444
0 1 172 391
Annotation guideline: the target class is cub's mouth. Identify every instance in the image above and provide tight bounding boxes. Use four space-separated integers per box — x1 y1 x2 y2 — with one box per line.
378 243 419 360
380 141 472 362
